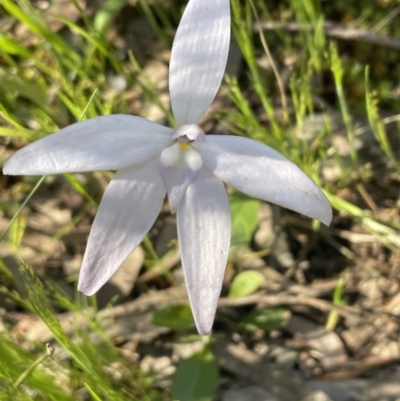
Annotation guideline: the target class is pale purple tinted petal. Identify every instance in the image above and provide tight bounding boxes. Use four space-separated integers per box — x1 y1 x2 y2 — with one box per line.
78 157 165 295
169 0 230 126
196 136 332 226
161 162 199 213
177 168 230 335
4 115 172 175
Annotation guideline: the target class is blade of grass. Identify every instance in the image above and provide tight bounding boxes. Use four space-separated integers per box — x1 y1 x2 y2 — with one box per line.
12 344 54 390
0 176 46 242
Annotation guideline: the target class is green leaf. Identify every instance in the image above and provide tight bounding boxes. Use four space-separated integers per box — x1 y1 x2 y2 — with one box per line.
240 308 291 332
229 192 260 254
94 0 130 33
325 278 346 331
171 348 219 401
0 68 50 113
0 35 31 57
228 270 264 298
152 304 194 331
0 127 42 140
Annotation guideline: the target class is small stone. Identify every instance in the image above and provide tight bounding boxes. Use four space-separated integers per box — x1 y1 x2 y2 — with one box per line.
254 203 294 269
222 385 279 401
372 340 400 360
108 75 127 93
140 355 175 389
275 350 298 370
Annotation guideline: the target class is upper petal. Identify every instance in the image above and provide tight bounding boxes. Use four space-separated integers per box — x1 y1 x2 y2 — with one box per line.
196 136 332 226
169 0 231 126
177 167 230 335
78 157 166 296
3 115 172 175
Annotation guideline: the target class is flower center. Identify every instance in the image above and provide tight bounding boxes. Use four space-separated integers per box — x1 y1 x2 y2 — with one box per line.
159 124 205 212
172 124 205 143
160 124 205 169
179 143 191 150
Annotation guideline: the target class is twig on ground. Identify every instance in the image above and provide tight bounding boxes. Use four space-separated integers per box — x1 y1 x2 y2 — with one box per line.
317 356 400 380
218 292 362 321
219 290 400 325
255 20 400 50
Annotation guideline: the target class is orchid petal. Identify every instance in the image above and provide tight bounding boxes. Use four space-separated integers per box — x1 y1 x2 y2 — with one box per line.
4 115 172 175
78 157 165 295
160 146 202 213
169 0 231 126
177 168 230 335
196 136 332 226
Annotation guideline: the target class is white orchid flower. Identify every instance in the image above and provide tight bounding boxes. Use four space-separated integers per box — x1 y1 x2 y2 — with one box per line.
3 0 331 335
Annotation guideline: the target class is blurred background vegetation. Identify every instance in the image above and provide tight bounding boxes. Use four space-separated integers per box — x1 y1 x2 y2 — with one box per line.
0 0 399 400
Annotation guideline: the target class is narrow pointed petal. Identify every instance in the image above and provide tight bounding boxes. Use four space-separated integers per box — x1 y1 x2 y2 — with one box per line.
4 115 172 175
78 157 165 296
160 146 202 213
177 168 230 335
169 0 231 126
196 136 332 226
